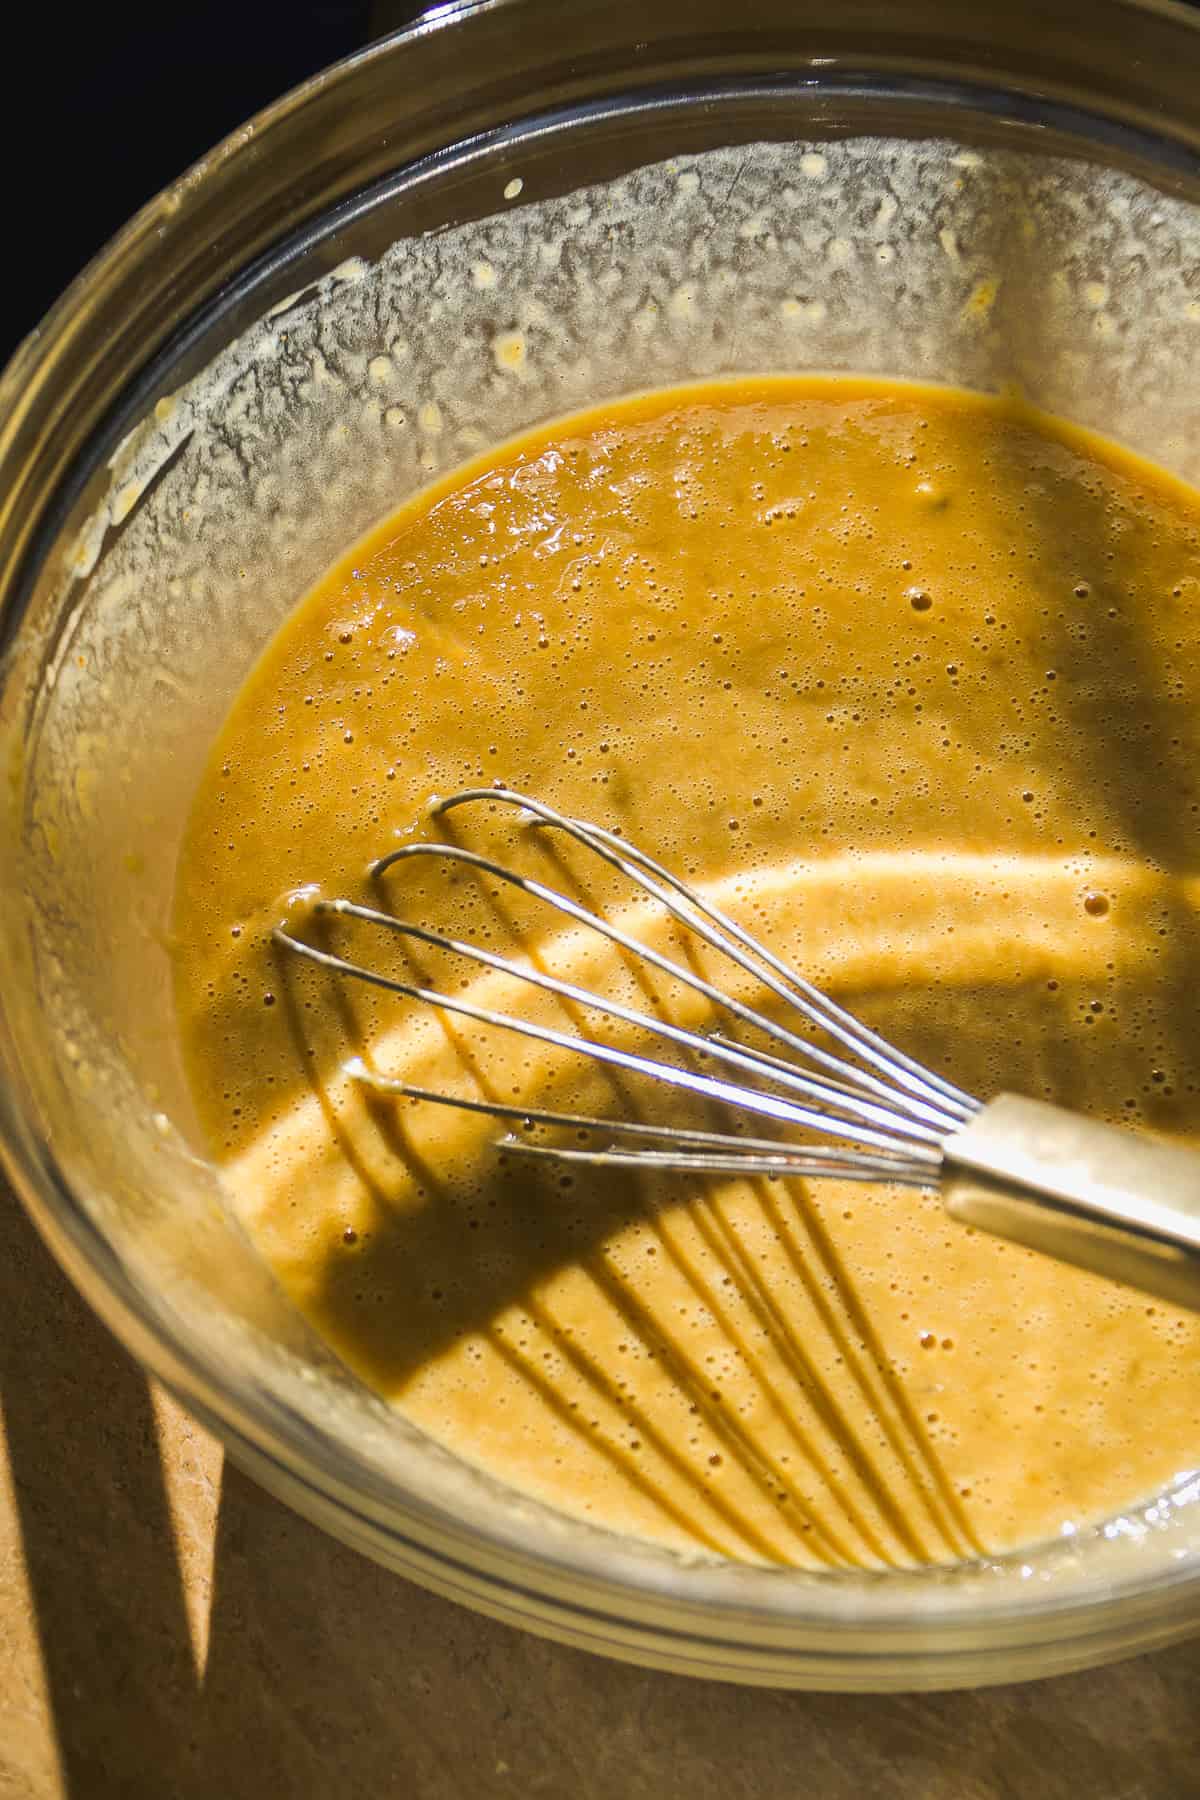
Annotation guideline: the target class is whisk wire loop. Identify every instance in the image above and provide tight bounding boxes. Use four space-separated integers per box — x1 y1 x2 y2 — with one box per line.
275 788 979 1183
433 789 978 1122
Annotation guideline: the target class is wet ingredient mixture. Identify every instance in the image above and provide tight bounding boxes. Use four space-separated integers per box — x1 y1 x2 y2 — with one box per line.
172 377 1200 1568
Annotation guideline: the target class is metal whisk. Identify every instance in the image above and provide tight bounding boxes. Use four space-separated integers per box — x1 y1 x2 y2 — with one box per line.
275 788 1200 1312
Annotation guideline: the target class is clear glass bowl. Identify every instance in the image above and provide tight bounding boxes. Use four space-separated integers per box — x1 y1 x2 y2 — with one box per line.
5 0 1200 1690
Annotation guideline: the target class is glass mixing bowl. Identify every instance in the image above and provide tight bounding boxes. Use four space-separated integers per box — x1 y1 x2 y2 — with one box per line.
5 0 1200 1690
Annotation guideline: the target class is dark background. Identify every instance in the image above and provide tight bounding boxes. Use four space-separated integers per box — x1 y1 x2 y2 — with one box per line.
0 2 424 364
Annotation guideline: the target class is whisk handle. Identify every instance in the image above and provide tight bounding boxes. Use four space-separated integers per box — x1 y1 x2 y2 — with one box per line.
943 1093 1200 1313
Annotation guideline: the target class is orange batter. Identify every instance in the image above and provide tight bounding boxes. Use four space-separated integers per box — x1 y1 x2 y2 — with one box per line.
171 378 1200 1568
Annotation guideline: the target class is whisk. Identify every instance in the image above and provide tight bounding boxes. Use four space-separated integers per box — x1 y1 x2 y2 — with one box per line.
275 788 1200 1313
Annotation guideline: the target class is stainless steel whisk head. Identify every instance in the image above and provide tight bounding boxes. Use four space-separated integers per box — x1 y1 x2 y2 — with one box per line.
275 787 1200 1312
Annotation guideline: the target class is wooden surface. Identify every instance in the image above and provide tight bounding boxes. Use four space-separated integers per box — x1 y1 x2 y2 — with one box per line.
3 1173 1200 1800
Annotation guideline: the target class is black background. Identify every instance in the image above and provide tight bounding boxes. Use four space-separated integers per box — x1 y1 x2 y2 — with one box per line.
0 2 424 363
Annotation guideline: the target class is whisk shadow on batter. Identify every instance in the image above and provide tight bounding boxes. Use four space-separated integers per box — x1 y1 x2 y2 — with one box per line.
268 804 1195 1570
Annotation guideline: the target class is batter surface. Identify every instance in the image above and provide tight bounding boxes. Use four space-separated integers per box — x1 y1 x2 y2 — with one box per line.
172 378 1200 1568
